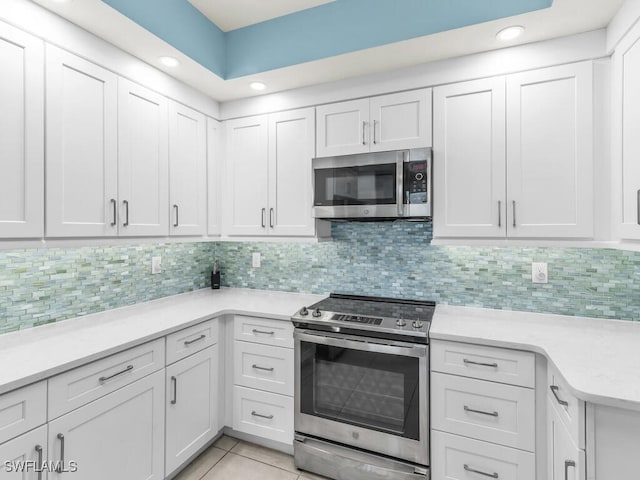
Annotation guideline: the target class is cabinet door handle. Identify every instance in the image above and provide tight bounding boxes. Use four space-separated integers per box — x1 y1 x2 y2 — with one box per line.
270 208 274 228
362 121 367 145
56 434 65 473
637 189 640 225
498 200 502 228
550 385 569 407
98 364 134 384
184 334 206 346
123 200 129 227
261 208 266 228
464 464 498 478
464 405 499 417
251 410 274 420
171 376 177 405
35 444 43 480
463 358 498 368
173 204 179 227
373 120 378 144
564 460 576 480
252 328 275 335
252 364 275 372
512 200 516 227
110 198 117 226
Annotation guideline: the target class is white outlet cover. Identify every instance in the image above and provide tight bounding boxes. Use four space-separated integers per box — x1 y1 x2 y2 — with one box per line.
152 256 162 274
252 252 261 268
532 262 548 284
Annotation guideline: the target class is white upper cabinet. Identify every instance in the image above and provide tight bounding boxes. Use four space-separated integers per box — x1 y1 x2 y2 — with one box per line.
0 22 44 239
118 78 169 237
169 102 207 236
506 63 594 238
207 118 223 236
316 89 432 157
46 45 118 237
433 77 506 238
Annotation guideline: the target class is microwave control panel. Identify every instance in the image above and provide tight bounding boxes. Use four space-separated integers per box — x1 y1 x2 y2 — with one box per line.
404 161 429 204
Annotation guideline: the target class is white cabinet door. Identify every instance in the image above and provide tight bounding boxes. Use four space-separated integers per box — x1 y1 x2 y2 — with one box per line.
268 108 315 236
506 63 594 238
225 116 269 236
433 77 506 238
169 102 206 236
370 89 432 152
316 99 370 157
207 118 223 236
165 345 219 476
48 370 164 480
0 425 47 480
46 45 118 237
547 397 585 480
0 22 44 239
118 78 169 237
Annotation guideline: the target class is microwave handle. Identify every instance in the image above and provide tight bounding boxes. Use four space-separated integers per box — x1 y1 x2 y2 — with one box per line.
396 151 405 217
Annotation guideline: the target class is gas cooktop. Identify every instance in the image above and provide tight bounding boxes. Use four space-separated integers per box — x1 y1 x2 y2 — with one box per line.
291 293 435 341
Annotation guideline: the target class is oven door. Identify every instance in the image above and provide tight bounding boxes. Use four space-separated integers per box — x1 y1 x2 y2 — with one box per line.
294 329 429 466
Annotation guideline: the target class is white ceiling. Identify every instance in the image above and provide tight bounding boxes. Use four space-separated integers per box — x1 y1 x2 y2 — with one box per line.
32 0 624 102
187 0 336 32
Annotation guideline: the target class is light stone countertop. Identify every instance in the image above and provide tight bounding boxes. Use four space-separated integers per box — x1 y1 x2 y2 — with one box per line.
430 304 640 412
0 287 325 395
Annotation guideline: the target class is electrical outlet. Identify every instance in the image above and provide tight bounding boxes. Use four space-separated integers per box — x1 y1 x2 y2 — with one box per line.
252 252 261 268
532 262 548 284
152 256 162 274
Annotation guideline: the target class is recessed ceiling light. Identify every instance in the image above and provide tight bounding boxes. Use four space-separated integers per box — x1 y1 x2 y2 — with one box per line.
250 82 267 91
159 56 180 68
496 26 525 42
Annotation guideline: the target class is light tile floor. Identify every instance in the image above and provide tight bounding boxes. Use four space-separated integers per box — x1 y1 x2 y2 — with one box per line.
174 435 330 480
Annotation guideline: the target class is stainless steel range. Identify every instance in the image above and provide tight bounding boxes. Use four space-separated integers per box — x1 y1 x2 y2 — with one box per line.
291 293 435 480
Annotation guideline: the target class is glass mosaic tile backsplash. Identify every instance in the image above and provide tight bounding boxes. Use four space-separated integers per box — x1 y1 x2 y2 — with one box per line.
1 221 639 334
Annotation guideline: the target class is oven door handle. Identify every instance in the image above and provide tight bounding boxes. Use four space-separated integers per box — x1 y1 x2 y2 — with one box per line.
294 330 427 358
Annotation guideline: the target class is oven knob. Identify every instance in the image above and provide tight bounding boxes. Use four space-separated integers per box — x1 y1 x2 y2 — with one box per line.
396 318 406 327
412 320 424 329
299 306 309 316
415 172 424 181
312 308 322 317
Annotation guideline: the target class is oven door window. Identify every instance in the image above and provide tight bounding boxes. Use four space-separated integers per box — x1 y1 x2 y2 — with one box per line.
313 163 396 206
299 341 420 440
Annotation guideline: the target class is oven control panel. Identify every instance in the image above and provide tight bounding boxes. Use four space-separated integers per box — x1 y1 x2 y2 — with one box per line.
404 161 429 204
331 314 383 325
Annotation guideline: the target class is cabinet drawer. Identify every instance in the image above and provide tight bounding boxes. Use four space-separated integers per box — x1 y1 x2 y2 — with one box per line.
432 430 535 480
233 316 293 349
431 340 535 388
547 363 585 449
431 372 535 452
166 318 218 365
232 385 293 445
0 381 46 445
234 341 294 396
48 338 164 419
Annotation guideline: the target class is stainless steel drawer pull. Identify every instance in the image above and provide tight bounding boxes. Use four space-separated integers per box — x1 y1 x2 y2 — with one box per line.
251 410 274 420
110 198 117 226
498 200 502 228
362 121 367 145
123 200 129 227
35 444 43 480
261 208 266 228
637 189 640 225
464 405 499 417
56 434 65 473
270 208 274 228
252 329 275 335
373 120 378 144
252 364 275 372
564 460 576 480
173 204 179 227
550 385 569 407
463 358 498 368
512 200 516 227
98 364 134 384
464 464 498 478
184 334 206 346
171 376 177 405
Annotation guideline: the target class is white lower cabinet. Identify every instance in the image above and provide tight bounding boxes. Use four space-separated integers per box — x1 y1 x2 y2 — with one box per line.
0 425 48 480
547 397 585 480
165 345 219 476
232 386 293 444
47 370 165 480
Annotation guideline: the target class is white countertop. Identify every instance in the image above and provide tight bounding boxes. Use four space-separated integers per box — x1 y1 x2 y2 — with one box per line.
0 288 325 395
431 304 640 411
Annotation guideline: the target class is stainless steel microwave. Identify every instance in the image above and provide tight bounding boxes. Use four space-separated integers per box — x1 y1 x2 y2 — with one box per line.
312 148 432 220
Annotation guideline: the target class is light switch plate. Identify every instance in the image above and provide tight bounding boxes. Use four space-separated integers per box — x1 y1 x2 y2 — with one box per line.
152 256 162 274
252 252 261 268
532 262 548 284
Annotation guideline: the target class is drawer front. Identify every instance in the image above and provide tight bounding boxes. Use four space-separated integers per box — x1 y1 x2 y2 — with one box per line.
431 372 535 452
233 316 293 349
0 381 47 445
431 340 535 388
232 385 293 445
431 430 535 480
48 338 165 419
547 363 585 449
234 341 294 396
166 318 218 365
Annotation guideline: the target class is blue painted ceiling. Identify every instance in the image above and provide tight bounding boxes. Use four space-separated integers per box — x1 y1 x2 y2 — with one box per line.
102 0 553 79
